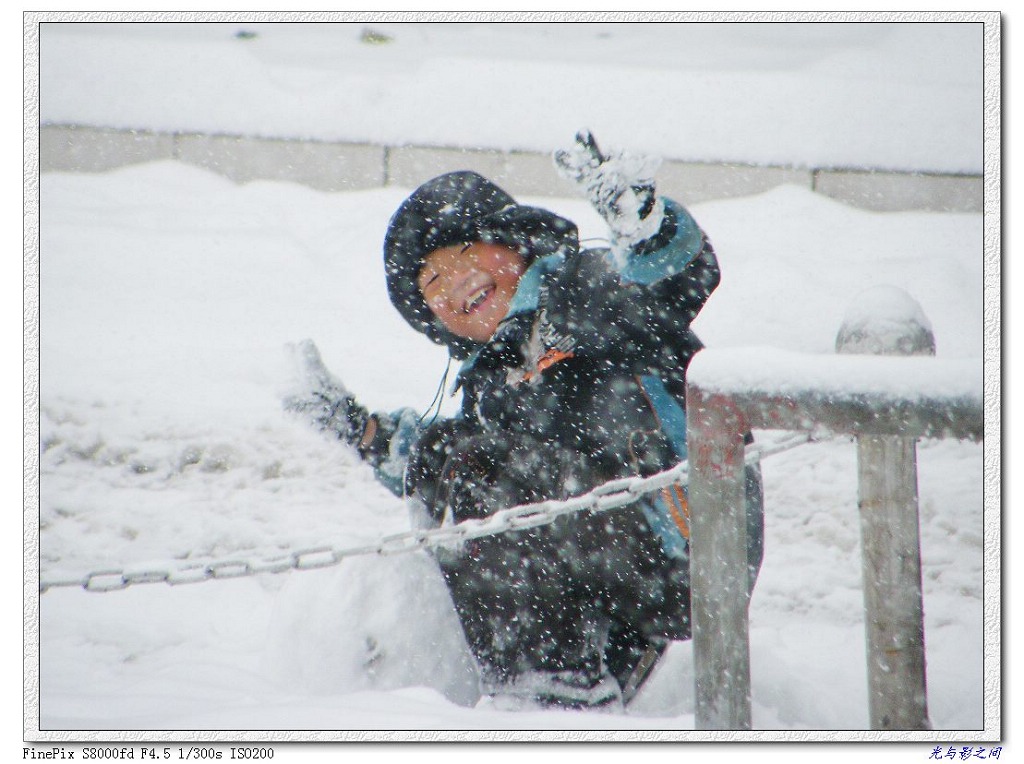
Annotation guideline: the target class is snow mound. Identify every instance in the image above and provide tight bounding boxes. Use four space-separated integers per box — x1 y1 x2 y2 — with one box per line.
265 553 480 708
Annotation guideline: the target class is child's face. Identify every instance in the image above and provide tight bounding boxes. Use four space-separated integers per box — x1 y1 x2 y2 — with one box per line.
418 241 527 342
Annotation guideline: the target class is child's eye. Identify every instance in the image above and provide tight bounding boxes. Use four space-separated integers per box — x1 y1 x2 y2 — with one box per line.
420 272 439 292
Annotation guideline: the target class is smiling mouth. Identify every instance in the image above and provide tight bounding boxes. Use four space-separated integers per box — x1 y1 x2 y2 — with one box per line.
463 285 494 313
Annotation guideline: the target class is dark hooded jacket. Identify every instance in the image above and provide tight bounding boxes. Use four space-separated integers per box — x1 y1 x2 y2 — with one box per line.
383 171 582 361
363 171 749 564
355 171 765 688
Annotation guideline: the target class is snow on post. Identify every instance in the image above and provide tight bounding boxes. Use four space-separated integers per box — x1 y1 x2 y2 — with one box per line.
835 285 936 358
686 287 981 732
837 286 934 732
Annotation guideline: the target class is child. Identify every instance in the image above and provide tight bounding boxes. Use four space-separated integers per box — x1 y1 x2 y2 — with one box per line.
285 132 764 710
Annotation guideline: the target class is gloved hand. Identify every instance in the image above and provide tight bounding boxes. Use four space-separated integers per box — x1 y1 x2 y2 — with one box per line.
434 433 573 523
554 130 665 256
282 339 370 447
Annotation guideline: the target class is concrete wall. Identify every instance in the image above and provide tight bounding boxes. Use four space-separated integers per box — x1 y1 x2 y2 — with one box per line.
38 124 983 214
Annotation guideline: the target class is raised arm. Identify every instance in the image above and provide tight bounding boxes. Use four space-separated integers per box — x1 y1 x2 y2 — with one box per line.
282 339 422 496
550 132 719 377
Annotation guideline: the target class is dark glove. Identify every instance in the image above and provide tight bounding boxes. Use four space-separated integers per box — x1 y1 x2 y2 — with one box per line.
282 339 370 447
435 433 580 524
553 130 665 258
406 418 479 523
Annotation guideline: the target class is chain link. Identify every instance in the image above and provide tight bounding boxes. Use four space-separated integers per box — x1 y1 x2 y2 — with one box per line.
39 432 813 594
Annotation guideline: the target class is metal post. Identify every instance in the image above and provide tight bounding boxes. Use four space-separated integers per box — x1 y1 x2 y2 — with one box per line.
687 389 752 730
837 286 933 730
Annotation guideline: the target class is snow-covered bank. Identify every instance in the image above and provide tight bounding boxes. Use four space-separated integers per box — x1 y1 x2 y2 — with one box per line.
38 20 984 174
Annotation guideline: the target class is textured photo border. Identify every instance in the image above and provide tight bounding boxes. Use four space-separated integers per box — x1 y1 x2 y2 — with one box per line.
20 9 1003 749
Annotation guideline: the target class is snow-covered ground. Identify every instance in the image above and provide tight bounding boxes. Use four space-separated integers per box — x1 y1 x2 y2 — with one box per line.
24 15 999 756
36 19 985 173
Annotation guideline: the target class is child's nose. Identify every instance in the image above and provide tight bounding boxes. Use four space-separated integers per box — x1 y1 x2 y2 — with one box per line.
439 262 472 290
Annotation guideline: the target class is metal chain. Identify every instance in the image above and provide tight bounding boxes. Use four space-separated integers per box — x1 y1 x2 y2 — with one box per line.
39 431 813 594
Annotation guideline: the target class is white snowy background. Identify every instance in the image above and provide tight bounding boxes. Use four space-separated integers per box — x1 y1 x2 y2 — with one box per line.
18 15 1008 759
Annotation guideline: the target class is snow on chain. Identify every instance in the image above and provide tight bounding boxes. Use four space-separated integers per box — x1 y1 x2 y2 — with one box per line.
38 432 813 594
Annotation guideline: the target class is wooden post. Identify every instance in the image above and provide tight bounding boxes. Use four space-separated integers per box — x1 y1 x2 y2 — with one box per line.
837 286 933 730
685 336 979 732
686 389 752 730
